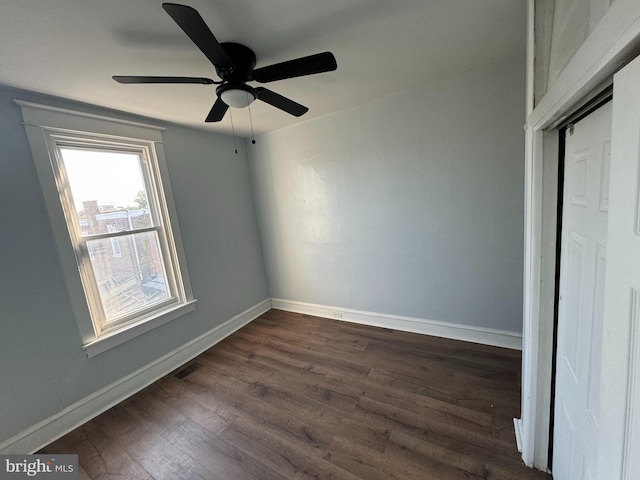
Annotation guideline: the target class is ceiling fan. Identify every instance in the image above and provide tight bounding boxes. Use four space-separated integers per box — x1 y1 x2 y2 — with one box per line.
113 3 337 122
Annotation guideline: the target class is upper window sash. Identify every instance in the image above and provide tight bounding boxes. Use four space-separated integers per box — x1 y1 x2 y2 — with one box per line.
48 137 162 234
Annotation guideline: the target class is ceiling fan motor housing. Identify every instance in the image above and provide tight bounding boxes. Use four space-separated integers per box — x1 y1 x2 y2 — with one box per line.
216 42 256 81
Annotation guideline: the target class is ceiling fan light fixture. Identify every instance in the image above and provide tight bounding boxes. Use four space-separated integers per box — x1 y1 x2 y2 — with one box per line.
219 83 256 108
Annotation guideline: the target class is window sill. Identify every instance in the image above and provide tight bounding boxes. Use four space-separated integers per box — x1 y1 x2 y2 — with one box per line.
83 299 197 358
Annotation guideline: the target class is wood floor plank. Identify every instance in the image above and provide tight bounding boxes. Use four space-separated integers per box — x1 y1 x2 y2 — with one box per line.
219 414 360 480
59 422 153 480
326 433 485 480
351 394 518 458
291 455 364 480
38 309 551 480
90 406 217 480
388 429 545 480
215 378 336 455
220 421 302 478
145 382 237 435
213 339 366 400
175 370 337 454
38 437 94 480
200 346 363 414
163 417 288 480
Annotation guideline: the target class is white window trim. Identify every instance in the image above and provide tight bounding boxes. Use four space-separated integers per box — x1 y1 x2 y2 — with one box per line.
16 100 196 357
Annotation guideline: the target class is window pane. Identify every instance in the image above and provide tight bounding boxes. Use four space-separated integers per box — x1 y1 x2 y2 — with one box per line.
60 148 153 235
86 231 171 322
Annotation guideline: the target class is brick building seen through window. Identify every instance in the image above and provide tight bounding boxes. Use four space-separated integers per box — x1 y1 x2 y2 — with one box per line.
79 199 167 321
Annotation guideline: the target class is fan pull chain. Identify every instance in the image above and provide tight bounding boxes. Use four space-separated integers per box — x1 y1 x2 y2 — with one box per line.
247 93 256 145
229 108 238 154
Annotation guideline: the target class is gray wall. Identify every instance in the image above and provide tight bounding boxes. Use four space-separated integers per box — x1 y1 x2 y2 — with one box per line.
0 87 269 443
250 56 525 332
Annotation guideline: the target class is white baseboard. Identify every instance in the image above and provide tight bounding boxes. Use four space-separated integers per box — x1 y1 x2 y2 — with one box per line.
514 417 524 453
0 298 272 454
270 298 522 350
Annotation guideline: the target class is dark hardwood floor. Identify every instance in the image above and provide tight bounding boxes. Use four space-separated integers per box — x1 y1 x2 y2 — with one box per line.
40 309 552 479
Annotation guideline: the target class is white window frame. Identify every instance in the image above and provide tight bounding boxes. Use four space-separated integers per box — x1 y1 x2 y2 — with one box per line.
16 100 196 357
51 137 182 331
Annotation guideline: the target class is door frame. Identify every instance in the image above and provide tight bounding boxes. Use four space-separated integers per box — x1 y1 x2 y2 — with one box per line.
518 0 640 471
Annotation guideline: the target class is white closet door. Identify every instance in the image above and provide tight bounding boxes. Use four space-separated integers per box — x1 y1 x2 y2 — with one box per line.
553 101 611 480
596 53 640 480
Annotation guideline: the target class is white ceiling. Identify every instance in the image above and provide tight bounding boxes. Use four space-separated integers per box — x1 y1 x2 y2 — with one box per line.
0 0 526 137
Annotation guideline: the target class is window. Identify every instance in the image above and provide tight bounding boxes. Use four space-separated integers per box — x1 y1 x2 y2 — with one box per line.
17 101 196 356
55 142 175 325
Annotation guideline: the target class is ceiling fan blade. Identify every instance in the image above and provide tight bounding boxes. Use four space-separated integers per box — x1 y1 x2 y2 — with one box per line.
113 76 215 84
256 87 308 117
251 52 337 83
162 3 233 70
205 97 229 122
